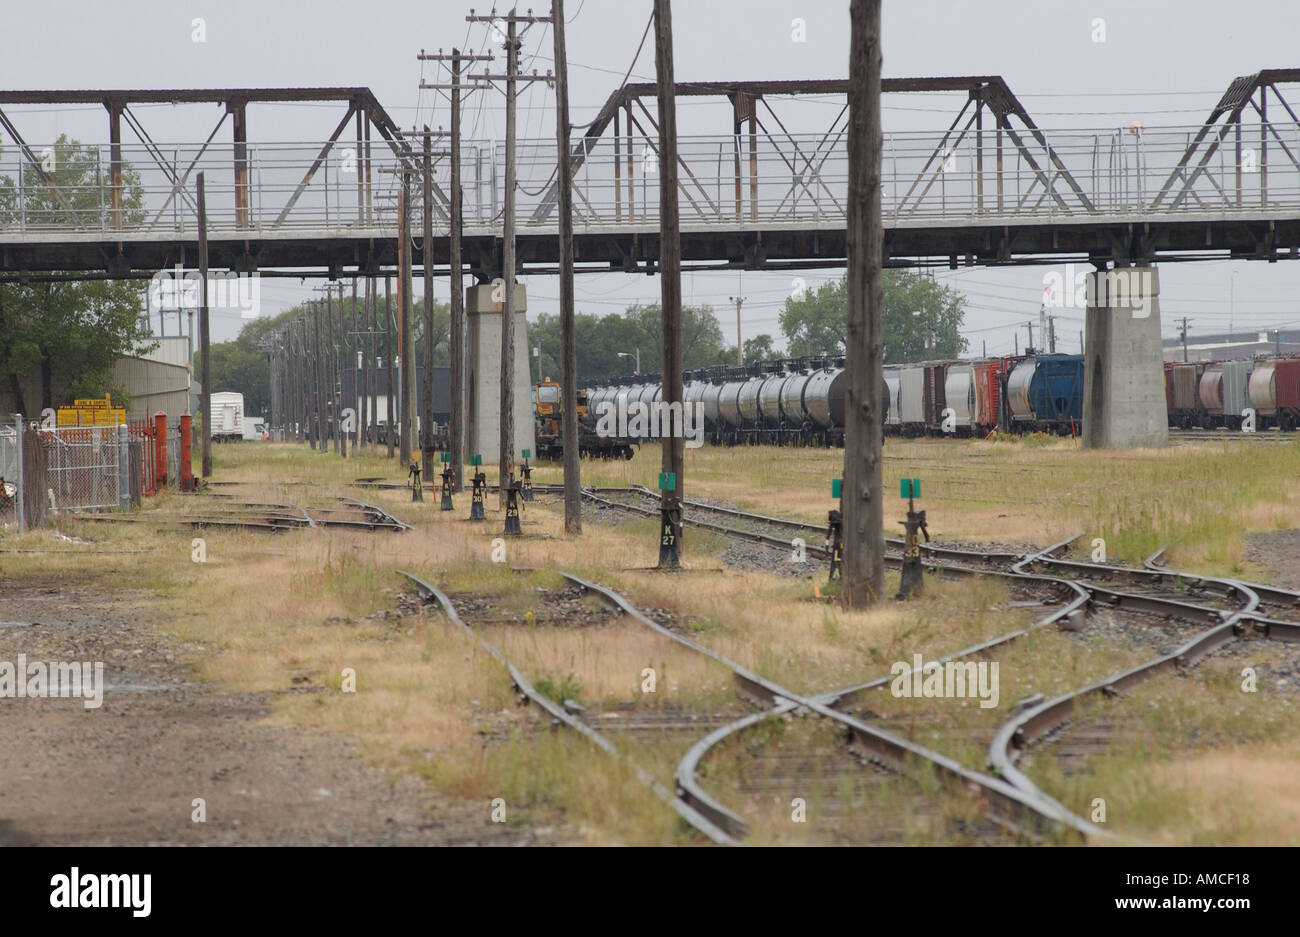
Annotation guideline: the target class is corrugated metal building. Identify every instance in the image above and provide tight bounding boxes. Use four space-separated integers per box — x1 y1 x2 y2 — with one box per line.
110 337 193 422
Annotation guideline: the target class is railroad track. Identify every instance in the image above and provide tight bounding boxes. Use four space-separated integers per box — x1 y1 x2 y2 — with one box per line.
558 570 1097 843
353 476 1298 839
395 569 736 845
989 538 1300 818
582 485 1026 570
1168 429 1297 444
70 497 410 533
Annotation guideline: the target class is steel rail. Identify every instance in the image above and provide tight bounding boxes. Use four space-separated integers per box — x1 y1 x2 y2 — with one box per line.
559 571 1098 842
1145 546 1300 610
987 541 1287 817
584 486 1027 571
669 532 1103 840
335 497 413 531
396 570 735 845
623 484 1028 566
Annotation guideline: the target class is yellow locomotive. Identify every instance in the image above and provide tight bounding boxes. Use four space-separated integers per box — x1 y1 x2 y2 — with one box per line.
534 378 634 460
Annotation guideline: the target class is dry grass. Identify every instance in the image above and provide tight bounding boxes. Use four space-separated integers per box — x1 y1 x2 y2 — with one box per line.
4 435 1299 845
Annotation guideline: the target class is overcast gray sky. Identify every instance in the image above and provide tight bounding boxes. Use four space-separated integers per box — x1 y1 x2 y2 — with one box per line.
4 0 1300 353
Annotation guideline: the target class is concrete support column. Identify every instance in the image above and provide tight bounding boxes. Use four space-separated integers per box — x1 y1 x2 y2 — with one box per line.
1082 263 1168 448
466 282 537 464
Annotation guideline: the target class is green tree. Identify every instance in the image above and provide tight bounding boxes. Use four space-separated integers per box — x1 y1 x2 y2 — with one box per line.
742 333 781 363
779 271 968 362
207 341 270 417
0 136 150 413
529 303 729 384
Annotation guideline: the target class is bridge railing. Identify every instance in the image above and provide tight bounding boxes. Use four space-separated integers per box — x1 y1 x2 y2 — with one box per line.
0 125 1297 240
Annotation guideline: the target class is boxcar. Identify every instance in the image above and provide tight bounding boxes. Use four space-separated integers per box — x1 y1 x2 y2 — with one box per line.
1273 357 1300 428
971 359 1002 434
1170 362 1204 428
923 361 949 433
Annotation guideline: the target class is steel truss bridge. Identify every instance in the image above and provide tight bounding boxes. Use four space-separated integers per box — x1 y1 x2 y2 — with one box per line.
3 70 1300 279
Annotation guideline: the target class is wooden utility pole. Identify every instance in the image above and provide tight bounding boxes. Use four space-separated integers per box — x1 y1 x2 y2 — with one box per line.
421 47 493 492
196 171 212 478
654 0 684 567
842 0 885 607
422 128 436 485
500 11 520 506
552 0 581 533
449 55 466 490
326 285 340 455
314 300 325 452
338 282 348 457
385 275 395 460
369 275 378 449
353 277 363 450
465 9 551 504
398 179 415 465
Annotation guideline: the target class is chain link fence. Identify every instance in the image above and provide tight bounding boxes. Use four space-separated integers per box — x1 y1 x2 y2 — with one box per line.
41 426 126 513
0 424 18 527
5 415 188 532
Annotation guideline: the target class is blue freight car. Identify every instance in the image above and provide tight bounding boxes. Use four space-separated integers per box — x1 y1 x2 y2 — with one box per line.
1027 353 1084 427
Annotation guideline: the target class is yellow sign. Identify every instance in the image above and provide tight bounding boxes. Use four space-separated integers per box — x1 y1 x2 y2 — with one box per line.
57 394 125 428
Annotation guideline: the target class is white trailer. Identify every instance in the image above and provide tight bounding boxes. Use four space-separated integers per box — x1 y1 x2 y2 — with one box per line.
242 416 267 441
210 391 245 441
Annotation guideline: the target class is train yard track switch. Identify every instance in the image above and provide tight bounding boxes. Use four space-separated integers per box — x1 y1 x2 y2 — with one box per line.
520 452 534 503
408 462 424 502
896 478 928 600
657 472 681 568
827 478 844 582
827 509 843 581
439 453 454 512
469 455 486 521
504 474 523 536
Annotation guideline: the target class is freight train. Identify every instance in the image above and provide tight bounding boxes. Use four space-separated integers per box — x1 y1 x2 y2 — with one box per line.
1166 357 1299 430
569 352 1296 452
582 352 1085 446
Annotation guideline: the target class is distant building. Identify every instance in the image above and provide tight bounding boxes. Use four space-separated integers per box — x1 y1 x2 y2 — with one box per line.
1162 329 1300 362
2 336 192 424
111 336 194 423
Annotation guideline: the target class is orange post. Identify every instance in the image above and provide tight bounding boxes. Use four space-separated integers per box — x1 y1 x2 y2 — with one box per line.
154 412 168 487
179 413 195 491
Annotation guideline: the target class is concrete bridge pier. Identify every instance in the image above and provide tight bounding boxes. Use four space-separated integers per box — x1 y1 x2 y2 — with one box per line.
1081 263 1169 449
466 282 537 464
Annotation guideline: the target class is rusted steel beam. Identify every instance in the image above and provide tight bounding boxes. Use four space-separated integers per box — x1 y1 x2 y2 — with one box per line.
0 87 389 104
108 101 123 228
232 100 249 228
